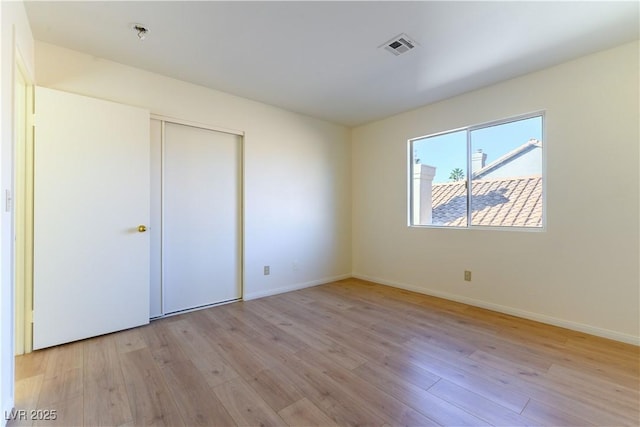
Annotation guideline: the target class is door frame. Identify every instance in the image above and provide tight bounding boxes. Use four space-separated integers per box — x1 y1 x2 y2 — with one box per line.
14 52 34 355
150 114 245 318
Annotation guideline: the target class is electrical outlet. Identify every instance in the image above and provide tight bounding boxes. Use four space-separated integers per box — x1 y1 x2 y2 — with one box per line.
264 265 270 275
464 270 472 281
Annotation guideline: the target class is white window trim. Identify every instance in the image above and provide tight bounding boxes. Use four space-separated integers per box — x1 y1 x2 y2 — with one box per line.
408 111 546 231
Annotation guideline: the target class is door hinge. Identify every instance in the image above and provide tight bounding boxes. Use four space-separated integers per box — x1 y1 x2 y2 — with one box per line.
5 190 12 212
27 310 34 324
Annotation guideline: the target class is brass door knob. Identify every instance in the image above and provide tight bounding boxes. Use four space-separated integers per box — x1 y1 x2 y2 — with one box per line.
138 225 147 233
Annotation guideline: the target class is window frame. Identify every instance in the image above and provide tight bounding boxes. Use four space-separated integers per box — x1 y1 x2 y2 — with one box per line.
408 111 546 231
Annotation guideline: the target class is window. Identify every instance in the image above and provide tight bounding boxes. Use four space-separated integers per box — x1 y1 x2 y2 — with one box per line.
410 113 544 229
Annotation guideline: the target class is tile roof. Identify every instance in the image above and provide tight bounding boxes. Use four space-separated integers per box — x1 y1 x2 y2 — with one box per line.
431 176 543 227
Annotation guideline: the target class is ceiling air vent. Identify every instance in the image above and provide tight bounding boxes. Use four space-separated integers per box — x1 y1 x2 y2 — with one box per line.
380 33 418 56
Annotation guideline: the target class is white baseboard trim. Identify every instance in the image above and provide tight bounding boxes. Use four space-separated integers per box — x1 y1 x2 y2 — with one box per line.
243 273 352 301
352 273 640 346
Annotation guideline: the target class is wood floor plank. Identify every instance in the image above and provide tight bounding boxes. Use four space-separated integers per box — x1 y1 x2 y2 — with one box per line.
83 336 133 426
114 327 148 355
200 303 263 340
37 367 82 407
203 328 281 381
142 319 190 368
548 353 639 390
351 360 487 426
15 350 49 381
172 315 228 355
166 319 239 388
467 336 557 371
12 278 639 427
42 342 83 379
119 348 184 426
297 348 442 427
376 310 483 361
144 322 235 426
522 399 596 426
546 363 639 406
449 350 638 427
468 349 550 378
358 356 440 391
246 366 304 413
397 342 532 413
247 299 368 370
272 357 386 426
9 374 43 427
33 337 83 413
299 285 357 310
462 306 572 346
227 306 311 355
428 379 537 426
275 291 362 331
324 326 393 361
213 377 286 426
278 398 339 427
405 336 477 364
448 338 638 425
32 395 83 427
564 338 639 373
567 333 640 356
156 358 235 426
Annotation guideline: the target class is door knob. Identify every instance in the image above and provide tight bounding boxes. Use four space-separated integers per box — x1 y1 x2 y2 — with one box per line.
138 225 147 232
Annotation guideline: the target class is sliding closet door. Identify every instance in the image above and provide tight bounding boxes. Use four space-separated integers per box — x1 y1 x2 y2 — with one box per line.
163 122 242 313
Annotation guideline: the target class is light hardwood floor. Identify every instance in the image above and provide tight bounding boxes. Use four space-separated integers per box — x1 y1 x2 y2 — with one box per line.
10 278 640 426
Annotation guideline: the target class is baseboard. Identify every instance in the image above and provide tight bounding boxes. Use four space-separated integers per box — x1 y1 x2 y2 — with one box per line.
352 273 640 346
243 273 352 301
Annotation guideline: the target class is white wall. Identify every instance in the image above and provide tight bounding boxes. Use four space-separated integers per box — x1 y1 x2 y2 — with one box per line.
34 42 352 302
352 41 639 344
1 1 34 423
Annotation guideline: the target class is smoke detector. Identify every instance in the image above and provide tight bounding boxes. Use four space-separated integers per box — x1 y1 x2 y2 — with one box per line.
379 33 418 56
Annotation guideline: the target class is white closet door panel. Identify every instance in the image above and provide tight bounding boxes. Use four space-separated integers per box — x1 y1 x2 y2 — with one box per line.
163 123 241 313
33 87 150 349
149 119 163 318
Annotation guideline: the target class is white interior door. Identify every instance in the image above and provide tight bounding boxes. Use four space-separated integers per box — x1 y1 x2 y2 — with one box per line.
33 87 150 350
163 122 242 314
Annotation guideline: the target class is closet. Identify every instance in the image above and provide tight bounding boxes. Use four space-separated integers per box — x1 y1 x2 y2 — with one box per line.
32 87 243 350
150 119 243 317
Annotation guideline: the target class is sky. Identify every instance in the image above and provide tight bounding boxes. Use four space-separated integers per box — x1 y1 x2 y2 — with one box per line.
412 115 543 183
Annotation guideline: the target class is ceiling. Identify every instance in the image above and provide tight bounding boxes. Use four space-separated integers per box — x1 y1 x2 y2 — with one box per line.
24 1 639 127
